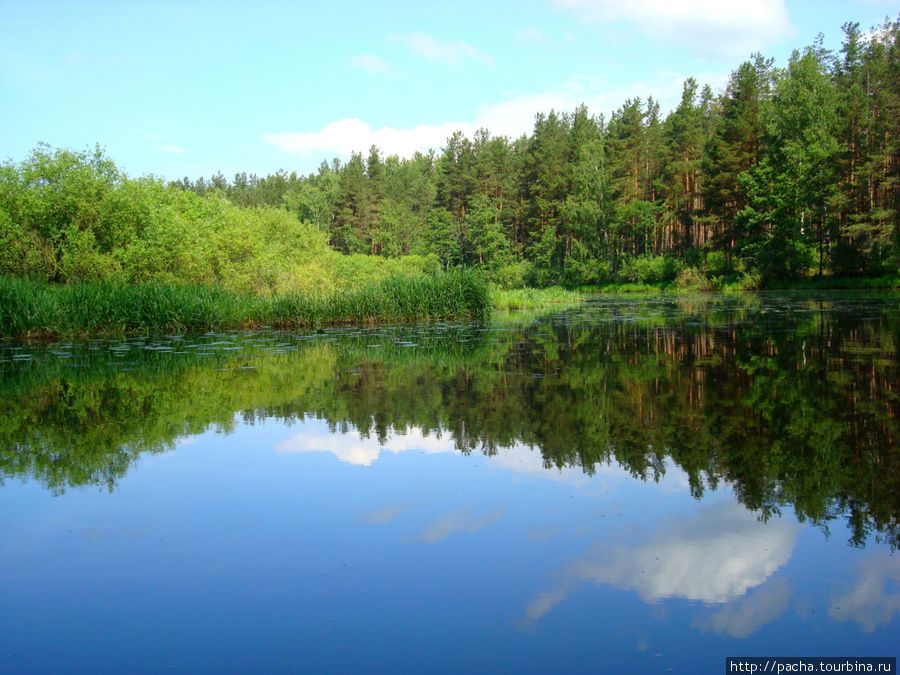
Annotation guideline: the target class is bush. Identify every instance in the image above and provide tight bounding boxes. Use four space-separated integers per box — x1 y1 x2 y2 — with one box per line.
675 267 714 291
704 250 729 277
620 255 680 284
0 208 56 279
489 261 533 289
561 258 610 287
721 271 762 291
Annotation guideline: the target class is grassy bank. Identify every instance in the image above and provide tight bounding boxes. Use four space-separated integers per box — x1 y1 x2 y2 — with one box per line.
0 271 490 339
491 286 586 310
761 274 900 291
589 282 673 294
586 272 900 294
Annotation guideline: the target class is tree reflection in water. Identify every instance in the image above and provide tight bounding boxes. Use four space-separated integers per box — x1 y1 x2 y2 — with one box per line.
2 292 898 549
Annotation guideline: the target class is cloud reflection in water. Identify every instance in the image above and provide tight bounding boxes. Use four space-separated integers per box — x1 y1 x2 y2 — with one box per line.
524 500 799 628
274 423 453 466
829 553 900 633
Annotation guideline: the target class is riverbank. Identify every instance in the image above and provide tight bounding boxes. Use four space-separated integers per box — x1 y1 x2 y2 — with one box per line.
490 286 585 310
584 272 900 294
0 271 491 339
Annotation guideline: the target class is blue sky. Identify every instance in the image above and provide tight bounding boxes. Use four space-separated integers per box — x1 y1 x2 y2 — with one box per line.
3 0 899 180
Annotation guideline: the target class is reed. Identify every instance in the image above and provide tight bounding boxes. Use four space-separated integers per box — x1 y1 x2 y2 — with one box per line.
0 271 491 339
491 286 585 310
258 270 490 328
762 274 900 291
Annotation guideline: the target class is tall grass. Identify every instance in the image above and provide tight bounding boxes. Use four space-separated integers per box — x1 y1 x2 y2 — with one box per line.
262 270 490 327
0 271 490 339
491 286 585 310
762 274 900 291
592 281 672 294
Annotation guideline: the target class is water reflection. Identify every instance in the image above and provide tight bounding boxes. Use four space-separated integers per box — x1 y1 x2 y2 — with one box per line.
523 499 799 625
1 292 898 549
275 423 455 466
2 293 899 673
693 578 793 638
416 507 507 544
829 553 900 632
363 505 410 524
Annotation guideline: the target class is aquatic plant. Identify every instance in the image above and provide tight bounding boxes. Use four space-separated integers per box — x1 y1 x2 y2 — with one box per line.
0 270 490 338
491 286 585 310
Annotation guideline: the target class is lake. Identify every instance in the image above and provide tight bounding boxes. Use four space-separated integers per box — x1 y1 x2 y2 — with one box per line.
1 292 898 673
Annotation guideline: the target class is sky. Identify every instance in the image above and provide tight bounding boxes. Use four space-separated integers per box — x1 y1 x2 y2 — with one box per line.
2 0 899 181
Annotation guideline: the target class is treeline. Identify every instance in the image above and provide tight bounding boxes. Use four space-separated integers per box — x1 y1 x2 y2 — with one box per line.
0 147 438 295
2 19 898 292
172 19 900 287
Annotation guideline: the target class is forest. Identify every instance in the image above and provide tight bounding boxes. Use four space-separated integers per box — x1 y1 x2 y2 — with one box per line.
1 19 899 293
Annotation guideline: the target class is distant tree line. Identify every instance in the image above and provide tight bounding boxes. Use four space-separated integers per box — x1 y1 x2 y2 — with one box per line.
172 20 900 287
2 19 898 291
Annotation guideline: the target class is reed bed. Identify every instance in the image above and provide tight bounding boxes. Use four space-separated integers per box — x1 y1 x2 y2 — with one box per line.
0 271 490 339
762 274 900 291
491 286 585 310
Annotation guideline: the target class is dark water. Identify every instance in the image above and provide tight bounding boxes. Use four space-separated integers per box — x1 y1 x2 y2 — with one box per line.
1 292 898 673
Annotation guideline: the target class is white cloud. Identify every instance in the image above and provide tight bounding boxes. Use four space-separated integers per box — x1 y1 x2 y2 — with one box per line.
389 31 494 66
264 72 715 162
271 420 691 497
553 0 793 58
264 118 465 159
522 499 799 626
272 417 662 489
349 54 392 75
156 144 186 154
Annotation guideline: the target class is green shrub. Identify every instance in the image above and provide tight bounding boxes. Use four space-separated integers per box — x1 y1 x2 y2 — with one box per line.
620 255 680 284
675 267 714 291
489 261 533 289
0 208 56 279
704 251 729 277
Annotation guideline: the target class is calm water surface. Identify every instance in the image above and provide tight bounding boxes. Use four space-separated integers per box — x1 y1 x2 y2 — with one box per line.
1 292 898 673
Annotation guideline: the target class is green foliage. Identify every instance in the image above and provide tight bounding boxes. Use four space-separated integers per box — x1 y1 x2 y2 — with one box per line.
0 271 489 338
0 145 456 299
331 253 441 292
620 254 680 284
6 17 900 296
703 250 729 277
675 267 714 291
0 206 55 278
487 260 533 289
0 278 245 336
491 286 584 309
